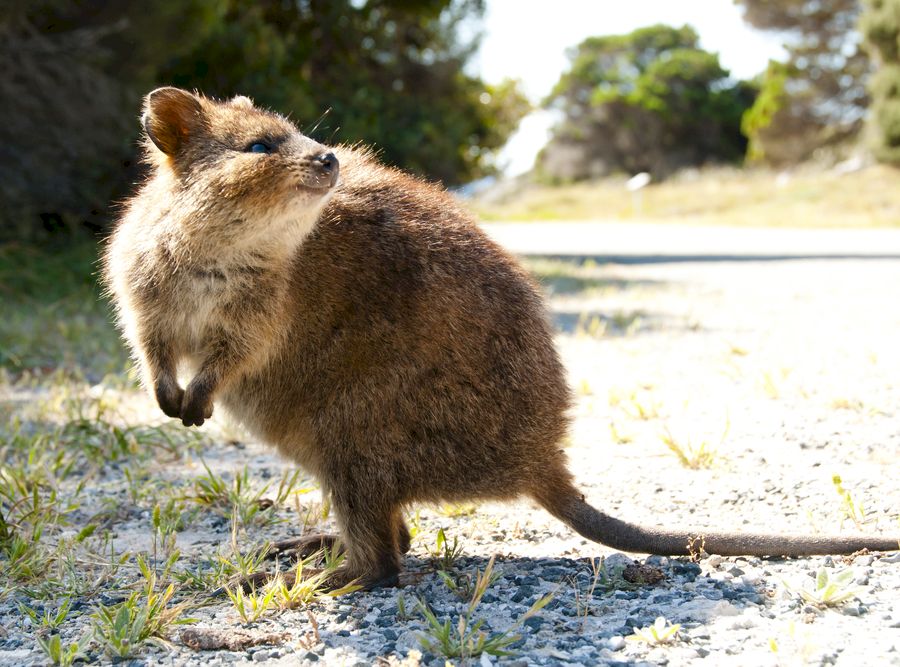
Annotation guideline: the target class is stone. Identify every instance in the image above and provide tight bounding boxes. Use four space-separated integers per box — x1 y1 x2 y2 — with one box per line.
607 636 626 651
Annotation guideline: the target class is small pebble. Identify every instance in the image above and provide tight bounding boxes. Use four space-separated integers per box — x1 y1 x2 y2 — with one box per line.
607 636 625 651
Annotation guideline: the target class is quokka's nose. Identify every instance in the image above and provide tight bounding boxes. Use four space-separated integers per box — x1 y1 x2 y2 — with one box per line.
314 152 339 186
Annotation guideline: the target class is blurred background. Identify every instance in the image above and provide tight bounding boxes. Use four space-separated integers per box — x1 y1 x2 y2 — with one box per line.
1 0 900 376
3 0 900 243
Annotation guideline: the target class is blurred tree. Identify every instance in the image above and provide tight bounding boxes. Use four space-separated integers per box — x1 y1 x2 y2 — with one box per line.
0 0 526 241
160 0 528 185
539 25 755 181
735 0 869 165
860 0 900 163
0 0 229 240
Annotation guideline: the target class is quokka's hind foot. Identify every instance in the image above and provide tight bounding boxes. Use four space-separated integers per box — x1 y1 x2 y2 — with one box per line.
264 524 410 560
210 534 342 596
266 533 342 560
228 566 321 594
227 563 400 594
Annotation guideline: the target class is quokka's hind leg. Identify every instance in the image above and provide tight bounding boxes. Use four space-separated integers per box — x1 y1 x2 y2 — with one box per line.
397 512 412 555
228 506 408 593
326 492 403 590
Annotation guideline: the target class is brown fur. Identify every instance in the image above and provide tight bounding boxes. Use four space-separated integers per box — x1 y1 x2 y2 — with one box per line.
104 88 898 590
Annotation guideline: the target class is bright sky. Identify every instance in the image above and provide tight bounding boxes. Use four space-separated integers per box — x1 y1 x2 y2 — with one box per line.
474 0 788 175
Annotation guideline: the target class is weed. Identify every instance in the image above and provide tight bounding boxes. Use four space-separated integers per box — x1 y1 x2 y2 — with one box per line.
173 560 224 592
580 314 607 338
216 521 271 582
660 429 718 469
270 550 360 610
525 258 610 297
225 584 278 623
151 497 194 562
761 371 780 399
192 463 304 527
610 310 643 334
832 475 867 528
573 556 640 598
830 397 864 411
418 555 553 660
608 388 623 408
0 526 49 585
192 461 230 506
30 531 130 601
609 421 633 445
417 600 522 659
627 616 681 645
49 386 196 466
794 567 861 607
573 557 604 622
427 527 464 572
91 555 195 657
435 562 498 602
36 633 89 667
760 367 792 400
660 417 729 470
18 597 72 630
439 503 477 518
624 389 659 420
406 510 422 542
295 610 322 650
396 592 414 621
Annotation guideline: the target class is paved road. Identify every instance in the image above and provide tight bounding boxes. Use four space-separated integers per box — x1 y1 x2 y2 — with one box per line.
480 220 900 263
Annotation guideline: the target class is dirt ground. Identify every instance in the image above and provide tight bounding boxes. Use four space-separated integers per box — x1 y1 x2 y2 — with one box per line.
2 223 899 666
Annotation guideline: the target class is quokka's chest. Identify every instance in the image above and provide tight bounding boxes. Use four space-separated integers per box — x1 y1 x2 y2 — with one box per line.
155 266 239 348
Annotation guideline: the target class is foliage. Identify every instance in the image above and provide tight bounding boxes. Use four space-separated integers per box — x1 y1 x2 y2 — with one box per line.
191 461 304 527
736 0 869 164
35 633 88 667
2 1 527 241
427 527 465 572
741 61 793 162
861 0 900 163
627 616 682 645
417 555 554 660
540 24 755 181
224 583 278 624
832 474 868 528
660 429 719 470
159 0 528 185
0 241 125 376
473 164 900 227
91 555 195 657
0 0 225 241
796 567 861 607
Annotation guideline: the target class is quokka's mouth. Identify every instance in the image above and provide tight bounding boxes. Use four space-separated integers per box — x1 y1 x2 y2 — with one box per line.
294 181 335 195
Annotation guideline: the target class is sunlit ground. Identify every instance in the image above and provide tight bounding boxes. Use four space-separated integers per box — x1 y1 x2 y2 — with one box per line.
1 227 899 663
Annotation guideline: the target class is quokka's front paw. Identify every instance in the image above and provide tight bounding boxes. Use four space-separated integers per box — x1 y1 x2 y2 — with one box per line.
154 377 184 419
180 381 214 427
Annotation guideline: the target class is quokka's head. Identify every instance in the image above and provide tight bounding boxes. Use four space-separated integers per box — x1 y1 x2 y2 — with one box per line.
141 87 338 243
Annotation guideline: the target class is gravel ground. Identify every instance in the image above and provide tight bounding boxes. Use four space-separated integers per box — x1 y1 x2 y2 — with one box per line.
2 229 899 666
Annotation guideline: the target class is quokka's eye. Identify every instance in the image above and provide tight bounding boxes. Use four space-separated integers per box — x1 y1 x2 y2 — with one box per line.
247 142 271 154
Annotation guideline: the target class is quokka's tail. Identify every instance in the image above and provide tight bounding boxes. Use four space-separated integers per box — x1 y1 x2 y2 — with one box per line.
535 481 899 557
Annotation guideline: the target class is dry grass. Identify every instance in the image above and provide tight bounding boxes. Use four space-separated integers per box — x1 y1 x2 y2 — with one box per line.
472 165 900 228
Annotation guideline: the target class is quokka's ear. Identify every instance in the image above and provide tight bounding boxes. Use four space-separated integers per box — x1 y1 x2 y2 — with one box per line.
142 87 205 156
229 95 255 110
